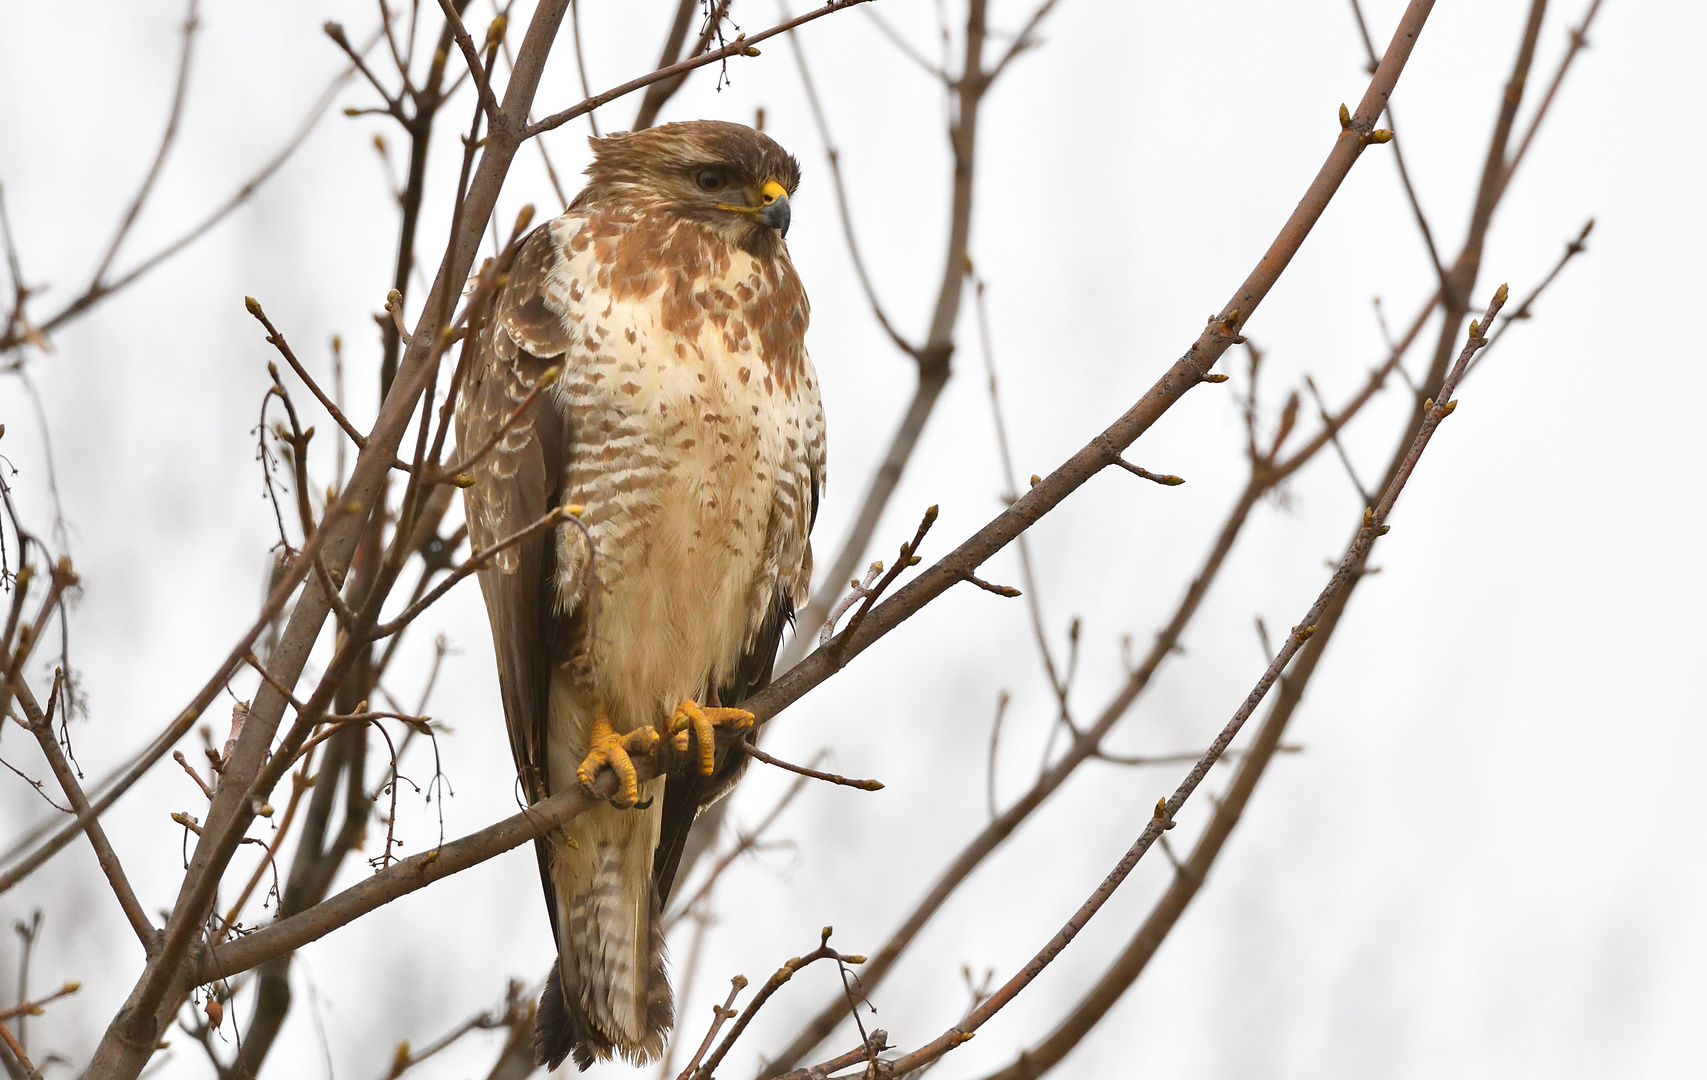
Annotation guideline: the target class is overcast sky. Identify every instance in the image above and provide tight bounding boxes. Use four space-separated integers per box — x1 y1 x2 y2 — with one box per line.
1 1 1703 1078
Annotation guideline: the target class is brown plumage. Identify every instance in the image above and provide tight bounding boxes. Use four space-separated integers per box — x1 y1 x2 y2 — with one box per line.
457 121 822 1070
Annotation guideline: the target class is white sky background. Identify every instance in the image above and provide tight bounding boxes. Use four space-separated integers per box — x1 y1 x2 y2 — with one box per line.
1 1 1703 1078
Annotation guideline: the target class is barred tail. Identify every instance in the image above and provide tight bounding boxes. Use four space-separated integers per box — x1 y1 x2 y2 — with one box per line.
534 792 672 1070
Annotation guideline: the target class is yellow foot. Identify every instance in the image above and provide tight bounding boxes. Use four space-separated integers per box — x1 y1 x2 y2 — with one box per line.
670 700 755 775
576 707 661 808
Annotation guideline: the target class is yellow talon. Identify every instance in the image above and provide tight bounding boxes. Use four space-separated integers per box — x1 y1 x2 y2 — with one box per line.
576 706 660 807
670 699 755 775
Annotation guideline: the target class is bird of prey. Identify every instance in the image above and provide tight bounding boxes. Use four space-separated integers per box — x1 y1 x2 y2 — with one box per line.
456 121 822 1070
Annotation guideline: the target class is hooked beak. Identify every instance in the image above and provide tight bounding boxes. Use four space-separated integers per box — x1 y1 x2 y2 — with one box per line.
757 179 791 236
718 179 792 237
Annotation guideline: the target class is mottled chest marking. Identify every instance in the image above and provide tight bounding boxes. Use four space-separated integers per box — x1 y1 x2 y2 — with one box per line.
560 209 811 396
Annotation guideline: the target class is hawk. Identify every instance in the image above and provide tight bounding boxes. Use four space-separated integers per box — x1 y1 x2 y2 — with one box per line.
456 121 822 1069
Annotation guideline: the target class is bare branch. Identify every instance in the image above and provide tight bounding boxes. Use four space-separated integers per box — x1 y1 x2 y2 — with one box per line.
10 672 155 949
664 770 814 931
0 1020 44 1080
1112 459 1185 486
1499 0 1606 202
202 781 602 982
82 6 578 1073
1303 375 1373 504
672 976 746 1080
782 0 918 357
631 0 702 132
434 0 504 128
759 7 1441 1066
529 2 879 139
88 0 202 288
987 0 1063 82
0 981 80 1025
1348 0 1449 292
882 283 1504 1079
568 0 601 137
369 504 569 639
1471 217 1592 368
862 7 949 81
690 930 865 1080
740 743 884 792
3 41 364 357
246 299 379 458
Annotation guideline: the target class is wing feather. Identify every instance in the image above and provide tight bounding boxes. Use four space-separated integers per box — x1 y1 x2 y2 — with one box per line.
457 223 576 936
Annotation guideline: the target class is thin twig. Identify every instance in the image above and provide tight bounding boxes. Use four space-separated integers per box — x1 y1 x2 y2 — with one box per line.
246 299 375 456
88 0 202 288
1498 0 1606 202
818 561 884 648
1112 459 1185 486
1349 0 1449 293
1303 375 1373 504
0 1020 44 1080
974 276 1072 727
986 0 1062 81
740 744 883 792
1471 218 1592 368
434 0 504 128
368 504 570 638
528 1 879 138
665 770 813 931
11 671 155 948
771 1030 892 1080
568 0 600 137
673 976 747 1080
985 690 1009 820
0 981 80 1025
862 7 949 81
378 981 523 1080
3 42 365 356
434 364 560 479
692 930 865 1080
782 0 917 357
830 506 938 657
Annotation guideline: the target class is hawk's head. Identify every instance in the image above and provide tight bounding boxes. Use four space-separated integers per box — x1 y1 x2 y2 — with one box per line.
576 120 801 252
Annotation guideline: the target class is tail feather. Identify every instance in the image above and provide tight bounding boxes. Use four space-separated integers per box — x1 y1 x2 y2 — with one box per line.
538 791 673 1069
535 964 599 1071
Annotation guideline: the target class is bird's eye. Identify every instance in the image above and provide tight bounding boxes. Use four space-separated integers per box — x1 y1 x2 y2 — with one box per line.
695 170 728 192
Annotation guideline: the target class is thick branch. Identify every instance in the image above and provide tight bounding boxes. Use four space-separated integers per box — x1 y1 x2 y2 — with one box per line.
201 784 602 981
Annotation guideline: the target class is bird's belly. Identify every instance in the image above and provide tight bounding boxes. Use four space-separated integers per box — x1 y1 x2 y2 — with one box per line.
583 403 788 731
